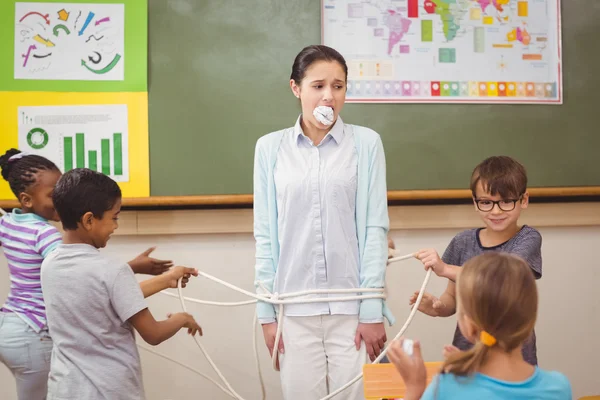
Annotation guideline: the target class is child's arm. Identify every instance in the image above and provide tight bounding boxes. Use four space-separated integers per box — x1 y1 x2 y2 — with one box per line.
387 339 427 400
129 309 202 346
410 280 457 317
511 228 542 279
437 281 457 316
35 224 63 257
128 247 174 275
109 264 200 346
387 236 395 259
416 248 461 282
139 266 198 298
436 263 461 282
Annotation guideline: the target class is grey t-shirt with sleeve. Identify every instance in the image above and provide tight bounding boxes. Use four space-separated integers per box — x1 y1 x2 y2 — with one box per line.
442 225 542 366
41 243 148 400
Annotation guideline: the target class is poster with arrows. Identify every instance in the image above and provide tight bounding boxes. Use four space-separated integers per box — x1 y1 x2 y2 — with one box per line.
15 2 125 81
0 0 149 201
0 0 146 92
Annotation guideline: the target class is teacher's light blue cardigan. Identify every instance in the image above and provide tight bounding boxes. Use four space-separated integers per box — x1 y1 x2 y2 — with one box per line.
253 123 395 325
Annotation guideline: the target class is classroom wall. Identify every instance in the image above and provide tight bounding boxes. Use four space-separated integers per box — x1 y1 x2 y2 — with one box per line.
0 204 598 399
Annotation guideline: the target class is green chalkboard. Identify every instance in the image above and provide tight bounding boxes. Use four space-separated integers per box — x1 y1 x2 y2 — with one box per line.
147 0 597 197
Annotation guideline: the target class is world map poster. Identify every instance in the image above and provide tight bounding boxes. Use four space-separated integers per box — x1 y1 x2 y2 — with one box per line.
322 0 562 103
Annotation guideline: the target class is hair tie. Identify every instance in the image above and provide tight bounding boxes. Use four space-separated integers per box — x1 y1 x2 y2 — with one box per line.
8 153 28 163
480 330 497 347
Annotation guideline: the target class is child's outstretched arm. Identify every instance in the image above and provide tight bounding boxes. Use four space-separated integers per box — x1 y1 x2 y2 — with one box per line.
410 280 457 317
139 266 198 298
129 309 202 346
128 247 174 275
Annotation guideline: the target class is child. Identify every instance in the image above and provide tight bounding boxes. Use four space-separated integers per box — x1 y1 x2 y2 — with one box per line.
0 149 181 400
41 168 202 400
387 252 571 399
410 156 541 365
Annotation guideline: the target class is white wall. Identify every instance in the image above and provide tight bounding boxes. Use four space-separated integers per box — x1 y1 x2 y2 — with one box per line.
0 224 598 399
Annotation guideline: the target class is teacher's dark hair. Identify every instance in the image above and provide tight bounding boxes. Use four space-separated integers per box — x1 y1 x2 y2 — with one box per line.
290 45 348 86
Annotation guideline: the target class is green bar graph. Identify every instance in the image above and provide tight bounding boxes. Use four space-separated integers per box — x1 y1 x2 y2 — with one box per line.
62 133 124 176
113 133 123 176
63 137 73 171
101 139 110 175
88 151 97 171
76 133 85 168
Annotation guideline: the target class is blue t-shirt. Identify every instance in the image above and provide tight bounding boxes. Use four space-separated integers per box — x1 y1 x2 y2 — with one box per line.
421 367 571 400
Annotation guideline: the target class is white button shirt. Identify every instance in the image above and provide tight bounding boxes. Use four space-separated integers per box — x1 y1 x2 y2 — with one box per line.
273 116 360 318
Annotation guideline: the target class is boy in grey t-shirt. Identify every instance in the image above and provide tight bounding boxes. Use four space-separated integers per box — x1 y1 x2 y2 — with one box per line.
410 156 541 365
42 169 202 400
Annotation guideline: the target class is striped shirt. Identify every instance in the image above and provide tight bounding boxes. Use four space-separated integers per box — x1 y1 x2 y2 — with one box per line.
0 209 62 332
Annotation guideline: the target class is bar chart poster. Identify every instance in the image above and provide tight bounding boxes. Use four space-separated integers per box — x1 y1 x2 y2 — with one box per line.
17 104 129 181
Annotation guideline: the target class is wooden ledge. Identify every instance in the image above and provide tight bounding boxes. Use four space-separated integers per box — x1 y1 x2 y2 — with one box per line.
1 187 598 209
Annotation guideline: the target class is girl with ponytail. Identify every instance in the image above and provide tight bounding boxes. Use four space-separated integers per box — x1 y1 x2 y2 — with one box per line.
386 252 572 400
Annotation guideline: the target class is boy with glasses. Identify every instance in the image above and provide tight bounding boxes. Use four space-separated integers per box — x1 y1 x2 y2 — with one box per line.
409 156 541 365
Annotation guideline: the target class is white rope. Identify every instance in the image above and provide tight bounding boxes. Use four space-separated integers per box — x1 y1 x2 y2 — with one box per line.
160 291 257 307
0 203 430 399
138 345 235 398
388 253 417 263
182 270 387 304
321 268 432 400
175 278 248 400
150 252 432 400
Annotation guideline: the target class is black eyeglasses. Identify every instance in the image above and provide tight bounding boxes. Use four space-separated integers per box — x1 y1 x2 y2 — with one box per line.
474 197 522 212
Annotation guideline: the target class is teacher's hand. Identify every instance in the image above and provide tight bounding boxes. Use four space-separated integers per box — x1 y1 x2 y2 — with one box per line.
262 322 284 371
355 322 387 362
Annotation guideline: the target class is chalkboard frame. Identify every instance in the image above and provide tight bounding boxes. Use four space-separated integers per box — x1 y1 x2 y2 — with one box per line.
2 186 599 210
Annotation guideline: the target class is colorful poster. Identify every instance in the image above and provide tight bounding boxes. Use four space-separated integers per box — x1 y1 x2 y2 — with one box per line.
0 92 149 199
18 105 130 181
0 1 149 201
0 0 146 92
14 2 125 81
322 0 562 104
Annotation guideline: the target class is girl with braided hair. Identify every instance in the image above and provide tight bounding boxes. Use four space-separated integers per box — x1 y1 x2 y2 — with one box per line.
0 149 62 399
0 149 178 399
